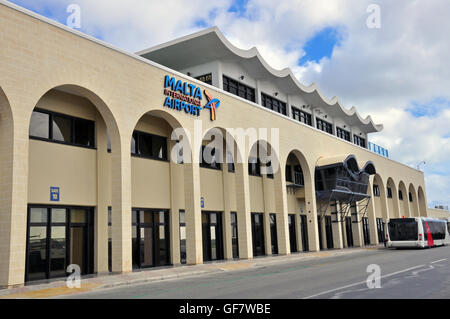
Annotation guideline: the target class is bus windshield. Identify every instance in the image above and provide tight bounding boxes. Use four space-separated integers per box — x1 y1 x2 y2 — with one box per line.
388 218 418 241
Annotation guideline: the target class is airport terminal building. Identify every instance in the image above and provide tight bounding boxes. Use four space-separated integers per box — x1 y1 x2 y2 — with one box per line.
0 2 429 287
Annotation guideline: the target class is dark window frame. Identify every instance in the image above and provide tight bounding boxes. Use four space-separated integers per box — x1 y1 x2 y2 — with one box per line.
291 106 312 126
261 93 287 116
29 108 96 150
195 73 212 85
336 127 351 141
200 145 222 170
316 118 333 134
223 75 256 103
373 184 380 197
354 135 366 148
131 130 168 162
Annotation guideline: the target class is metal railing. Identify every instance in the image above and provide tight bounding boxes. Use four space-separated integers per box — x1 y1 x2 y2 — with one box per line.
368 142 389 158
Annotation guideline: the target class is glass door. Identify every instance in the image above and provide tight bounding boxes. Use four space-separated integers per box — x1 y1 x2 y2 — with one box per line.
201 211 224 262
270 214 278 254
26 206 94 282
345 217 354 247
300 215 309 252
251 213 265 256
325 216 334 249
288 214 297 253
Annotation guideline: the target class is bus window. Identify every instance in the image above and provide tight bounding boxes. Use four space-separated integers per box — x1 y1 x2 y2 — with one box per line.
388 218 418 241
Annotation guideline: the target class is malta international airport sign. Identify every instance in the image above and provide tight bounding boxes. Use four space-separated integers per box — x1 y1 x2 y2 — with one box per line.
163 75 220 121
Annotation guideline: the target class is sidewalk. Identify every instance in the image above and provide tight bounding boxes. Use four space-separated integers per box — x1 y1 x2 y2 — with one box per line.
0 245 384 299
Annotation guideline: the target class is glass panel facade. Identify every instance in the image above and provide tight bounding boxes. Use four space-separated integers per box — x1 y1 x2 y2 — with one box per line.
29 111 50 139
26 206 93 282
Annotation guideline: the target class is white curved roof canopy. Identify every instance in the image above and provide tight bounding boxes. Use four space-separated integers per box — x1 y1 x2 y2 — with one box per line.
138 26 383 133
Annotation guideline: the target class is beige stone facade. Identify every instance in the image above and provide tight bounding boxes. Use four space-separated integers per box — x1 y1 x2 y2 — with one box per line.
0 2 429 287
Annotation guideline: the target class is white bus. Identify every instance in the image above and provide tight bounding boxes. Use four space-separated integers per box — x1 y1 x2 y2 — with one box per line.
386 217 450 248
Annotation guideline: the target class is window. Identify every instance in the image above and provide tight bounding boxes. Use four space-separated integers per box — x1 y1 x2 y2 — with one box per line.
409 192 413 202
399 190 403 200
226 151 235 173
354 135 366 148
223 75 255 103
316 118 333 134
131 130 168 160
179 210 186 264
248 155 261 176
231 212 239 259
108 207 112 272
285 165 293 182
292 107 312 126
387 187 393 198
373 184 380 197
261 93 287 115
265 161 274 179
195 73 212 85
29 109 95 148
200 145 221 170
336 127 351 141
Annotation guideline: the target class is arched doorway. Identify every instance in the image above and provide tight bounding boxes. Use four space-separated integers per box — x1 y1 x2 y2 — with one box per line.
398 181 410 217
408 184 419 217
26 85 120 282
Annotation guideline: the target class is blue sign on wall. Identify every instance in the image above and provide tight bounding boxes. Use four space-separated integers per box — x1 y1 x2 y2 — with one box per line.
201 197 205 208
50 187 60 202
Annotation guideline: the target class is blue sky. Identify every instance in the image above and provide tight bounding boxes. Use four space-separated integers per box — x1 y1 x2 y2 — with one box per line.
5 0 450 208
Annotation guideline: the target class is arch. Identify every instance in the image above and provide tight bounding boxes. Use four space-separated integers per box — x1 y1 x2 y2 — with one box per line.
372 174 388 220
28 85 121 152
418 186 427 217
0 87 16 286
408 184 419 217
386 177 400 218
285 149 314 252
26 84 126 277
398 181 410 217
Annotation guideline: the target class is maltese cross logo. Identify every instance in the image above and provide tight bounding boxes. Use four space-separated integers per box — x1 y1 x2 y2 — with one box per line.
203 89 221 121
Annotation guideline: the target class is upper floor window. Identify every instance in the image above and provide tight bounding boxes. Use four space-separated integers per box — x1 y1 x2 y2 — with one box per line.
373 184 380 197
398 190 403 201
292 106 312 126
354 135 366 148
200 145 221 170
131 130 168 161
387 187 393 198
226 151 235 173
285 165 293 182
261 93 287 115
195 73 212 85
409 192 413 202
316 118 333 134
29 108 95 148
336 127 351 142
223 75 255 103
248 157 261 177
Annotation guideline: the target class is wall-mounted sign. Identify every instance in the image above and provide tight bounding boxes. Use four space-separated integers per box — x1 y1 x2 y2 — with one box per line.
201 197 205 208
162 75 221 121
50 187 60 202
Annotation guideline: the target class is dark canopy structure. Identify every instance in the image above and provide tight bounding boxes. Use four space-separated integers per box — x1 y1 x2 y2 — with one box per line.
315 155 376 202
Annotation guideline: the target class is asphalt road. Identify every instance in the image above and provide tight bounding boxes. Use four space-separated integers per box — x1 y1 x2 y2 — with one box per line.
62 245 450 299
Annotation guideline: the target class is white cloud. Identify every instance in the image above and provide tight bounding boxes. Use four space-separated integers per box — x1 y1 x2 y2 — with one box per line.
11 0 450 206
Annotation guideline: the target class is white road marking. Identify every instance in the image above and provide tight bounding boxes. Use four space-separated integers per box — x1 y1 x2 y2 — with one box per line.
430 258 447 264
303 264 425 299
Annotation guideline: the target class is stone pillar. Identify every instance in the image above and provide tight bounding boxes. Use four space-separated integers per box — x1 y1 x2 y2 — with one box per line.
95 115 109 274
111 134 133 273
304 170 320 252
273 163 290 255
0 99 28 287
235 161 253 259
367 180 379 245
184 161 203 264
169 139 184 265
331 204 344 249
222 163 233 260
262 175 272 255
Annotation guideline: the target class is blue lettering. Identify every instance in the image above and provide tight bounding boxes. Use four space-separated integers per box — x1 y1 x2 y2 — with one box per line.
175 80 184 93
164 75 176 90
194 87 202 100
188 84 195 97
163 96 172 107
